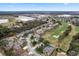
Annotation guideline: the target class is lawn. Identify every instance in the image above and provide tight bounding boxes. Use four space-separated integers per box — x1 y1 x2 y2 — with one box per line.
60 33 73 52
2 19 17 27
51 22 69 39
43 21 79 53
42 21 69 47
59 24 78 52
75 26 79 32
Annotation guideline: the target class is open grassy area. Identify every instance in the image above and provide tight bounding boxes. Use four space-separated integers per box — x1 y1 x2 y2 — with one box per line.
42 21 78 52
75 26 79 32
42 21 69 47
2 19 17 27
60 27 75 52
51 22 69 39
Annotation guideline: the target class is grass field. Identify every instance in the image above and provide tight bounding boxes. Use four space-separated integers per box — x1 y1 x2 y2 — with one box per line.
2 19 17 27
75 26 79 32
51 22 69 39
42 21 69 47
42 21 79 52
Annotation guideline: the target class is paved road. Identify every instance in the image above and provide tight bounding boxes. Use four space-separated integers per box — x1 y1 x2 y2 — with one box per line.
26 34 41 56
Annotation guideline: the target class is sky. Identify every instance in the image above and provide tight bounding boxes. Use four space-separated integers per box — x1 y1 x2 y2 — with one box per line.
0 3 79 11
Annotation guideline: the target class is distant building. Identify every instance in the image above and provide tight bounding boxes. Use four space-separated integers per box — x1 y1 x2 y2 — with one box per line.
57 52 66 56
57 14 71 17
71 18 79 26
43 46 55 56
0 19 9 24
13 49 27 56
16 16 35 22
38 15 49 19
36 29 44 35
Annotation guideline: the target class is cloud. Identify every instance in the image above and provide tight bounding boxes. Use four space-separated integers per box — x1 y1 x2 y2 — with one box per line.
64 3 69 5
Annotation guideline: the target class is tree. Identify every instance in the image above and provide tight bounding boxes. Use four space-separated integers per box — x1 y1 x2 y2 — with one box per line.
58 25 72 48
43 40 49 46
36 46 43 54
0 40 8 47
67 33 79 56
4 47 14 56
32 41 37 46
57 21 62 25
0 25 14 39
